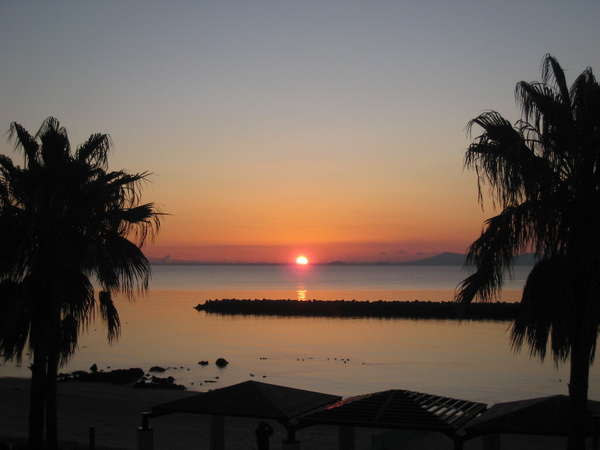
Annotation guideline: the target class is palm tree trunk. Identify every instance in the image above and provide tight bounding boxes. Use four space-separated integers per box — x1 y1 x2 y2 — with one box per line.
45 348 59 450
28 346 46 450
44 305 61 450
567 314 593 450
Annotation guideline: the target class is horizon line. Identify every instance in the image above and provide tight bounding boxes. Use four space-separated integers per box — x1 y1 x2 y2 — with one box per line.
147 251 536 266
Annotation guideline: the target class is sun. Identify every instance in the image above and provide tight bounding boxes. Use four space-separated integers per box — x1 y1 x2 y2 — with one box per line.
295 255 309 265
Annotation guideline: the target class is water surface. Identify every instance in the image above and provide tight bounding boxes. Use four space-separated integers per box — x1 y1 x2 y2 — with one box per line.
3 264 596 405
147 264 527 301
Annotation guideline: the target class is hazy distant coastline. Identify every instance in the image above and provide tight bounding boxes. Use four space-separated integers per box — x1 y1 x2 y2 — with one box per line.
150 251 536 266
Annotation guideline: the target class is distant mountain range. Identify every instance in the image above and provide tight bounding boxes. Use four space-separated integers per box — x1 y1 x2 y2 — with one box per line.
397 252 536 266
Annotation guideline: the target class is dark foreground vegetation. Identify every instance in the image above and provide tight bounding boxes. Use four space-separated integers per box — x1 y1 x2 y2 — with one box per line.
0 438 117 450
1 118 161 449
195 299 519 320
457 54 600 449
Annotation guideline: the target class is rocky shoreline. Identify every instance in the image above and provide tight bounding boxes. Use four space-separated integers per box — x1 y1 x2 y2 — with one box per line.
56 358 230 391
57 367 186 390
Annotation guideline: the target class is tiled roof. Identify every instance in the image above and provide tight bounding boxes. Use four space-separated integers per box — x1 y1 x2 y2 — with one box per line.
151 380 341 421
301 389 487 434
464 395 600 436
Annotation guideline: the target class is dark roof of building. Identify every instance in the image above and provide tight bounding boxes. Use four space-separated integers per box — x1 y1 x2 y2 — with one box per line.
463 395 600 437
151 380 341 422
300 389 487 434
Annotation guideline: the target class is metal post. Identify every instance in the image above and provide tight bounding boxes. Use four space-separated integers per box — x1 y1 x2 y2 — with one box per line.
88 427 95 450
282 426 301 450
483 434 500 450
453 436 463 450
209 415 224 450
137 412 154 450
338 426 355 450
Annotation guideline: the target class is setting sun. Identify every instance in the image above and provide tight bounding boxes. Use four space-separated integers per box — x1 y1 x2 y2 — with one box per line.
295 255 309 265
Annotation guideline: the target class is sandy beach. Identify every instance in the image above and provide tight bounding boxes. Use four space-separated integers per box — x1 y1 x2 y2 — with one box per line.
0 377 574 450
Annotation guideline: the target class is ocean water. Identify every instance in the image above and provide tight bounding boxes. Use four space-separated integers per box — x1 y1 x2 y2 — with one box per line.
146 263 529 301
2 264 599 404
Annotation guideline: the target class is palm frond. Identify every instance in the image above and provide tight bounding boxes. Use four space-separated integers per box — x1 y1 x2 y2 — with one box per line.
58 314 79 365
7 122 39 167
541 53 570 106
511 257 576 362
115 203 162 247
456 202 536 303
465 111 555 207
0 280 30 363
570 67 597 101
76 133 112 168
570 67 600 126
98 291 120 343
36 117 71 166
515 81 566 132
95 234 151 296
60 272 95 332
0 200 29 282
35 117 68 142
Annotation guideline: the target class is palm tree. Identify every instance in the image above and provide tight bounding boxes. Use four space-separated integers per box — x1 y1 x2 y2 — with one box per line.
0 117 161 450
456 55 600 450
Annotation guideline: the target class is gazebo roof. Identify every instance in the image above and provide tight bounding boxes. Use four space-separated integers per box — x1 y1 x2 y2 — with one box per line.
463 395 600 437
300 389 487 434
151 380 341 422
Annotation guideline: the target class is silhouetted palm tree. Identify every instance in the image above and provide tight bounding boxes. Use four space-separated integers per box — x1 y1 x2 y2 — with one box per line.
0 117 160 450
456 55 600 450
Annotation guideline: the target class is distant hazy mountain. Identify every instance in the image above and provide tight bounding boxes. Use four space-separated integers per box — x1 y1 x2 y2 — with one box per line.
400 252 467 266
401 252 536 266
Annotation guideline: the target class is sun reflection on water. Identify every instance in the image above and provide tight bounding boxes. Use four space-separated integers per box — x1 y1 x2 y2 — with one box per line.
297 289 307 301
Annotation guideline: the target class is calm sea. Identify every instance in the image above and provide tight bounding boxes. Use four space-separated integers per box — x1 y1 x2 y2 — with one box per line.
2 264 599 404
146 263 528 301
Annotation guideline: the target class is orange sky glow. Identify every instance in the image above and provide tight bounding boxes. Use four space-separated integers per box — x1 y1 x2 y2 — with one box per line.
140 147 491 263
3 2 596 264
